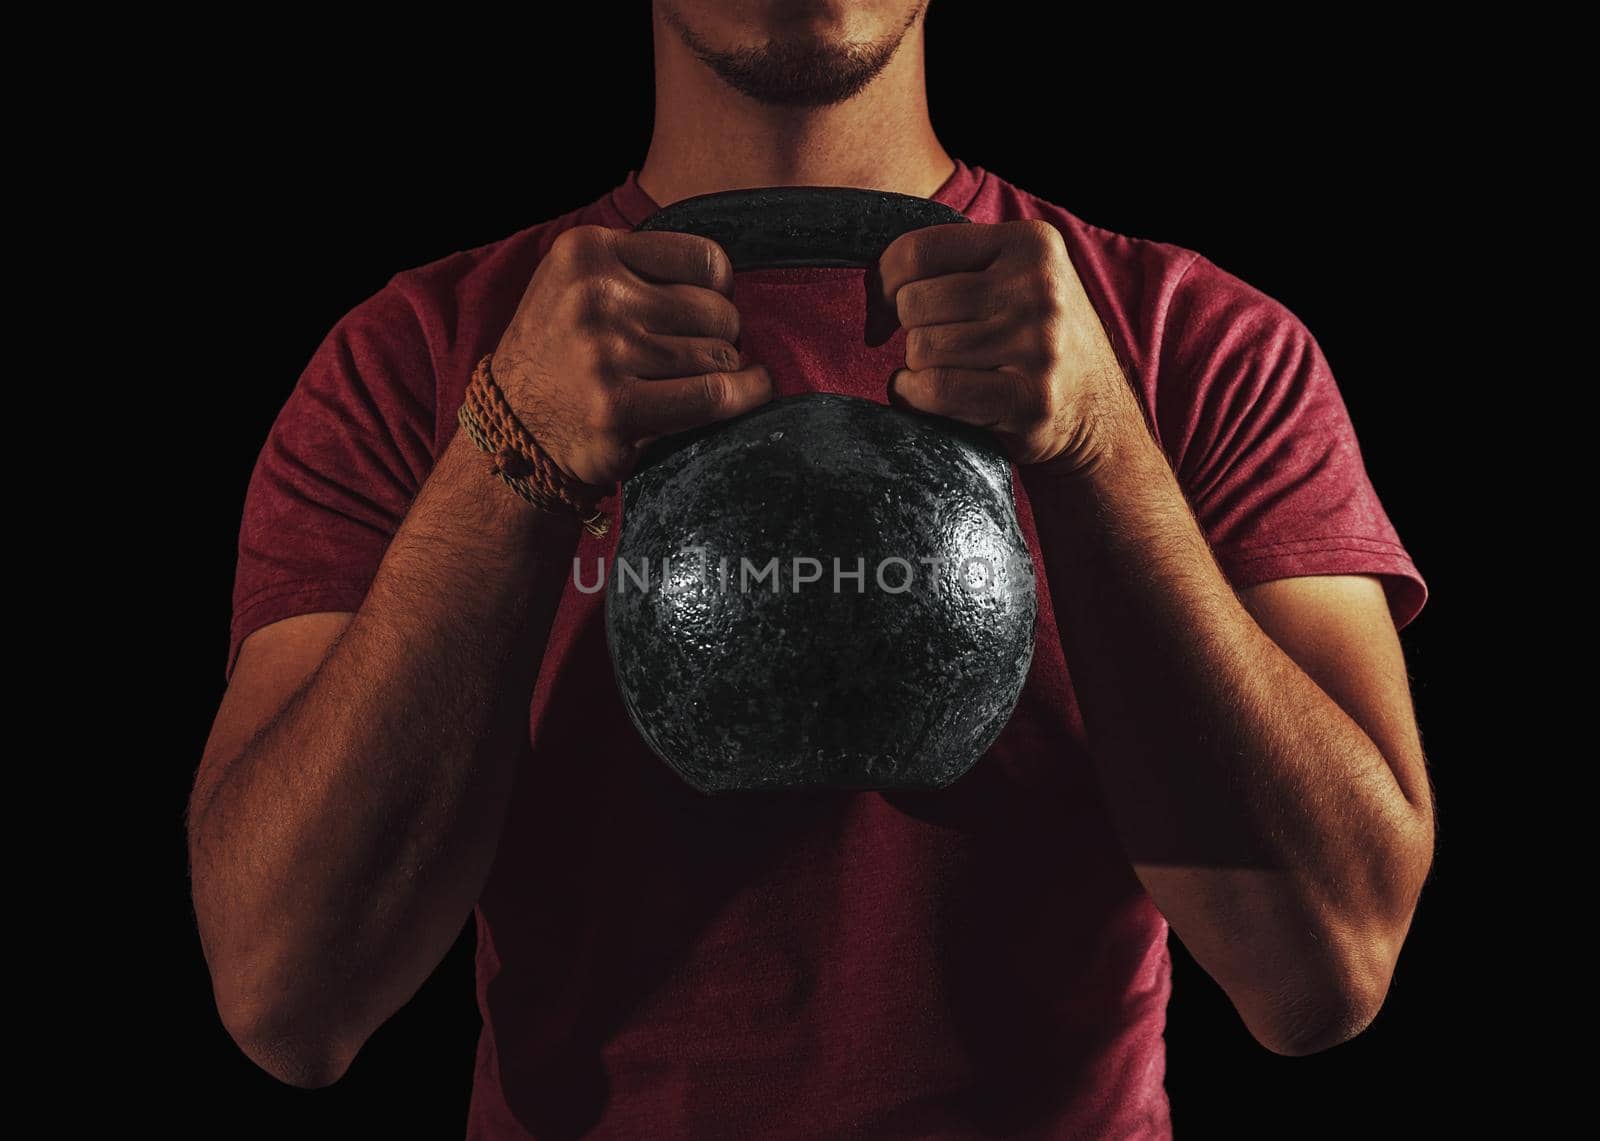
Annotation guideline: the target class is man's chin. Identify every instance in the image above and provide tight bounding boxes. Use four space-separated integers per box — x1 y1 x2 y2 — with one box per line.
702 36 901 107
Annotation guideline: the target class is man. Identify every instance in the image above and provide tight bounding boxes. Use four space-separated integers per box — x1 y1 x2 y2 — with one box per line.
188 2 1434 1137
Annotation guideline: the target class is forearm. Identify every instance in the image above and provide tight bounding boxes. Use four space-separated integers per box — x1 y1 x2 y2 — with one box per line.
189 427 578 1081
1022 393 1432 1055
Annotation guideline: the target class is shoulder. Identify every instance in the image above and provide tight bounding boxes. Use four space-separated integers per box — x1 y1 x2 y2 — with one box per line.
386 199 607 361
975 169 1314 382
311 196 618 448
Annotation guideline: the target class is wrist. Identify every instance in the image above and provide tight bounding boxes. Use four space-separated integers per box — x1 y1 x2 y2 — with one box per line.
459 353 613 537
1021 369 1157 491
437 427 584 555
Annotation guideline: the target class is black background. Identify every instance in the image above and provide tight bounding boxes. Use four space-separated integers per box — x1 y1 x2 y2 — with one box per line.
152 10 1495 1138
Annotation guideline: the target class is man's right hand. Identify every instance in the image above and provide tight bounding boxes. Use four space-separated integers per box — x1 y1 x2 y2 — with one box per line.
491 226 774 486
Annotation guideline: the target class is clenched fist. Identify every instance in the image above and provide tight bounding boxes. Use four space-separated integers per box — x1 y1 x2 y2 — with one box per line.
874 218 1140 476
491 225 775 486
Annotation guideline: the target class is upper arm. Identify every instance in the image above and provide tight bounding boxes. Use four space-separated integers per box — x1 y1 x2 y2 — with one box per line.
1155 252 1428 634
202 274 436 829
226 276 438 683
1238 574 1432 821
1151 251 1433 829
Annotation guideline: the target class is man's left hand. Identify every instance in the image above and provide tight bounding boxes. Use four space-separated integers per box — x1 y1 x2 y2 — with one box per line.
873 219 1141 476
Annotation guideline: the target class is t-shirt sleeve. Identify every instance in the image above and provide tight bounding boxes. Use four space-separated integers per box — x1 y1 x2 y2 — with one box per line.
1154 253 1427 631
226 276 438 681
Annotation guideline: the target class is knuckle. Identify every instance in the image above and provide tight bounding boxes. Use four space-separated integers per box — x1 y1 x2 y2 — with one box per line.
555 224 611 265
700 238 733 288
905 327 931 369
699 370 731 410
721 300 744 342
1031 280 1067 322
1026 321 1060 370
700 340 740 374
701 295 741 341
879 232 914 284
573 277 608 320
907 234 935 280
1018 217 1064 253
578 276 633 329
898 280 933 326
882 234 922 290
555 281 593 326
627 334 665 374
591 274 626 314
593 330 632 371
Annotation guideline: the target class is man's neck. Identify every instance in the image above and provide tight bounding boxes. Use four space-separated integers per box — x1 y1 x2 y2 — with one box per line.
637 15 953 207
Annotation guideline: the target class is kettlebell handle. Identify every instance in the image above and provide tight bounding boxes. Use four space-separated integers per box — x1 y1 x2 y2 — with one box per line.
634 186 970 271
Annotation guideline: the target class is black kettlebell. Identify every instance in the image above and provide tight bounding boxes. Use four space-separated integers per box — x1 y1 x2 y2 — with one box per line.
605 187 1037 794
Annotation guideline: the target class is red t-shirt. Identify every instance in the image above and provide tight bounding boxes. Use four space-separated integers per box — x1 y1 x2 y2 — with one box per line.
228 159 1428 1139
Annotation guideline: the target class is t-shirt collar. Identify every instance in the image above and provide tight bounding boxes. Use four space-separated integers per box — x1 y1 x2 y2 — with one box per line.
604 158 986 228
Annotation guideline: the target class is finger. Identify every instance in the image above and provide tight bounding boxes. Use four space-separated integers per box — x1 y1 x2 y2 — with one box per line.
630 282 743 341
624 335 743 381
614 231 735 296
904 319 1017 372
875 224 1006 313
895 271 1012 328
617 365 774 441
888 366 1036 431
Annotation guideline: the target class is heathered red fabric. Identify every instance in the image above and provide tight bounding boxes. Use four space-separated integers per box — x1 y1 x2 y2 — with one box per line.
227 159 1427 1139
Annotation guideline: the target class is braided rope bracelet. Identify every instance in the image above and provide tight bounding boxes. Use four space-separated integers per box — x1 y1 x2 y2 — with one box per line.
456 354 612 536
